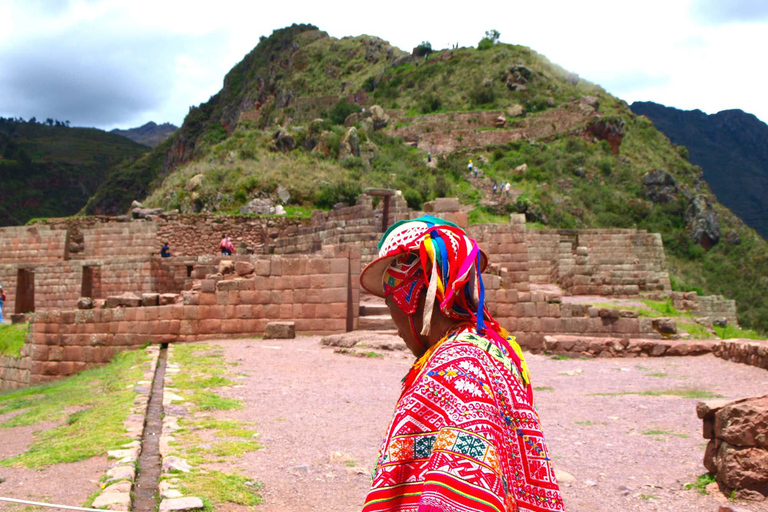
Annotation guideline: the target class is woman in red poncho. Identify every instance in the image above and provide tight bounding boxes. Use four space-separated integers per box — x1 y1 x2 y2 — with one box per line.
359 216 565 512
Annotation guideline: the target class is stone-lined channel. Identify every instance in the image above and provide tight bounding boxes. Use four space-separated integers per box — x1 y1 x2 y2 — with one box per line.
133 344 168 511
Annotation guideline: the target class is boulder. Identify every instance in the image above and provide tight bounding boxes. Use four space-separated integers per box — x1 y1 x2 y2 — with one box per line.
495 115 507 128
311 132 332 157
240 197 273 215
235 261 255 276
130 200 144 209
77 297 95 310
264 322 296 339
272 128 296 152
369 105 390 130
277 185 291 204
507 104 525 117
642 170 679 204
218 260 235 275
686 195 720 249
715 396 768 448
580 96 600 110
564 72 579 85
106 293 142 308
338 127 361 160
186 174 204 191
162 456 191 474
132 207 164 219
715 441 768 493
508 65 533 83
360 117 374 133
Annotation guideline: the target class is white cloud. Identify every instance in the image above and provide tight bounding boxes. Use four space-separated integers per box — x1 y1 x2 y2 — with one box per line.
1 0 766 128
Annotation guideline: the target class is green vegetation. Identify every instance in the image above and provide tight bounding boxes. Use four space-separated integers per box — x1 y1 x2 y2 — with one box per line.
684 472 716 494
588 388 723 399
0 119 148 225
574 420 601 426
642 429 690 438
714 324 764 340
0 323 27 357
0 349 148 467
639 494 658 501
15 25 766 334
533 386 555 391
164 344 262 510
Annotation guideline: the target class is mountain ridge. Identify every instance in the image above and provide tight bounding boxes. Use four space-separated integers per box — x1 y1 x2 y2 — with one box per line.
111 121 178 148
630 101 768 239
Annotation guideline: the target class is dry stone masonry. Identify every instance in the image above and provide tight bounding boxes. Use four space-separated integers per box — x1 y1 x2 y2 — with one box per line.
698 395 768 499
0 194 754 389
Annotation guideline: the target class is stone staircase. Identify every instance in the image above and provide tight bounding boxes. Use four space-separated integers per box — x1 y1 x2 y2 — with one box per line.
358 295 396 331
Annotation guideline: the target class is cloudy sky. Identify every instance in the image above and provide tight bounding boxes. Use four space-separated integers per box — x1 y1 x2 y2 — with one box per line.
1 0 767 130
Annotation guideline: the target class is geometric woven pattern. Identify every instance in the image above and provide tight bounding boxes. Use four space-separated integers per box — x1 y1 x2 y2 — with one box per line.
363 328 566 512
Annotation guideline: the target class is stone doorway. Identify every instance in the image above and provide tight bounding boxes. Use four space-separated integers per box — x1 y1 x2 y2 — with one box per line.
81 265 101 299
15 268 35 314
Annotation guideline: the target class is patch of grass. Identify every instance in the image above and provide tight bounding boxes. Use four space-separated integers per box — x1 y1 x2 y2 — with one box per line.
173 471 262 511
714 324 764 340
587 388 723 399
0 323 27 357
639 494 658 500
574 420 601 426
645 373 668 378
0 349 148 467
684 473 716 494
678 322 715 339
334 348 384 358
468 207 509 225
550 354 574 361
642 429 690 438
534 386 555 391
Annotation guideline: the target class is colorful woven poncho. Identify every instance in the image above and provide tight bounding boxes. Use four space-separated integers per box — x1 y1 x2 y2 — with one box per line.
361 217 565 512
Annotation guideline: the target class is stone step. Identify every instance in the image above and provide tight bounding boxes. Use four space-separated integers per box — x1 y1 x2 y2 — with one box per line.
360 304 388 316
358 315 396 331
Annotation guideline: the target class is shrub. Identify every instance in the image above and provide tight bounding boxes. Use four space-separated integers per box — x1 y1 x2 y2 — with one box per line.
329 99 361 125
315 181 362 209
413 41 433 58
477 38 494 51
470 82 496 106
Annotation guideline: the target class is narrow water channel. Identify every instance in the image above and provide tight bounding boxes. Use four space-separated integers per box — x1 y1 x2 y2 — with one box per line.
133 344 168 511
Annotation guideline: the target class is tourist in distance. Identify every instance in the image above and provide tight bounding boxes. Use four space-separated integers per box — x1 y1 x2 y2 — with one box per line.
160 242 171 258
359 216 564 512
219 234 233 256
0 285 5 323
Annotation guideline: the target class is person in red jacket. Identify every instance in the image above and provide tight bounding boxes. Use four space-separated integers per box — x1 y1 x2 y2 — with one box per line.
359 216 565 512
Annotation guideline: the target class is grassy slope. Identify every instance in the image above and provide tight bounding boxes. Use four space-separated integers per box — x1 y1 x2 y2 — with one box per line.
0 348 148 467
0 121 149 225
104 28 768 332
0 323 27 357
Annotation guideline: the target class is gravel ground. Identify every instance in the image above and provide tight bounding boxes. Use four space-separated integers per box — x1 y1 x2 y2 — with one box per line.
211 336 768 512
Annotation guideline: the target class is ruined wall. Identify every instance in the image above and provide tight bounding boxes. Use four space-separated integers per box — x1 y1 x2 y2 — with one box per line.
527 228 671 297
273 194 412 263
468 215 530 292
714 339 768 370
0 224 67 264
2 247 361 389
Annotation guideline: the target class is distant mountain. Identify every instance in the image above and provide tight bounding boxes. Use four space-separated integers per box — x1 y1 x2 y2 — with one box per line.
630 101 768 240
0 119 149 226
111 121 178 148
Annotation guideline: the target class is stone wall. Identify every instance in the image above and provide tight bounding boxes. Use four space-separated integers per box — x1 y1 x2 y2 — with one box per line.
468 215 531 292
0 224 67 264
1 246 361 389
527 228 671 297
714 339 768 370
698 395 768 498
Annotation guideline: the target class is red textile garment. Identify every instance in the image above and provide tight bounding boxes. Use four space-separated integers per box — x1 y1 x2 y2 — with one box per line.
364 328 565 512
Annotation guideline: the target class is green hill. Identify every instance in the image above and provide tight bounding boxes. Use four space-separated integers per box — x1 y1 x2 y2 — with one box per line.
0 119 149 225
84 24 768 332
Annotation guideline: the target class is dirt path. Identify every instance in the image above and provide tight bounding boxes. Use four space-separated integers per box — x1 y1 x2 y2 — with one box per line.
209 336 768 512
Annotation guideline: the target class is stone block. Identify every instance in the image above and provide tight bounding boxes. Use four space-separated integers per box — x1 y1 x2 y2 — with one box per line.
142 293 160 307
77 297 95 310
159 293 180 306
715 396 768 448
235 261 255 276
264 322 296 339
106 293 142 308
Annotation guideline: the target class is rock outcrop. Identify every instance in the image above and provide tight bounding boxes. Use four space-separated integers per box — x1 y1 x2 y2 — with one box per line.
642 170 679 204
686 195 720 249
